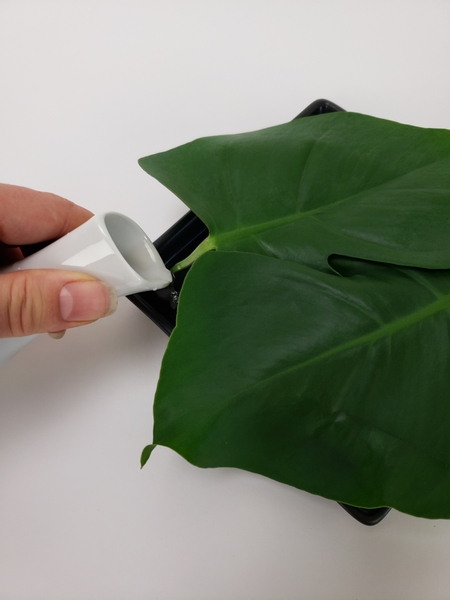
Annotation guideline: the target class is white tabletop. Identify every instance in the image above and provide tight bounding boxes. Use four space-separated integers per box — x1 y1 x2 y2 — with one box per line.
1 2 450 599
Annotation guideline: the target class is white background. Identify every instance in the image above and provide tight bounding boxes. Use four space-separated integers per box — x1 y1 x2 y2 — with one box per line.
1 1 450 599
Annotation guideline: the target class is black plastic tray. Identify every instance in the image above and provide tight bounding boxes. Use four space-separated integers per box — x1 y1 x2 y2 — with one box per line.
128 99 391 526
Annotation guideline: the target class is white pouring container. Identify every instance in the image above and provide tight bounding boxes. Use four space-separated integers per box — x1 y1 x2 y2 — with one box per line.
0 212 172 368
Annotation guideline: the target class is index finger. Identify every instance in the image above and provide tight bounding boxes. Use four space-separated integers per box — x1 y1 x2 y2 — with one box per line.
0 184 93 245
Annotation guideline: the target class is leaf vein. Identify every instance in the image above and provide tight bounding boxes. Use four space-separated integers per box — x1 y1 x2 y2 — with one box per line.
213 155 450 248
223 294 450 412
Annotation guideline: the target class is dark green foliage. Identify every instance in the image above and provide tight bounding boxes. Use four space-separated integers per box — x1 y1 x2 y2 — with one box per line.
139 112 450 518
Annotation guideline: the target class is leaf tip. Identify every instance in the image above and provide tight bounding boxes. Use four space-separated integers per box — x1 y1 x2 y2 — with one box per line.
140 444 157 469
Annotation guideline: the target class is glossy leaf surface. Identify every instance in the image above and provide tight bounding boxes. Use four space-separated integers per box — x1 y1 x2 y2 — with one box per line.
140 113 450 272
139 112 450 518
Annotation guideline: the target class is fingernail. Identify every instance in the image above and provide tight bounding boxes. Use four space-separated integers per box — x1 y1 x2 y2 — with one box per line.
59 281 118 322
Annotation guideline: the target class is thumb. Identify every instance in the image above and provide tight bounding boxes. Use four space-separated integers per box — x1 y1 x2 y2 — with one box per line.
0 270 118 337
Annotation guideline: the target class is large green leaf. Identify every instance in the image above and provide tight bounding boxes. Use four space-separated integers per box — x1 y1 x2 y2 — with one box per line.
139 112 450 518
139 112 450 272
154 252 450 518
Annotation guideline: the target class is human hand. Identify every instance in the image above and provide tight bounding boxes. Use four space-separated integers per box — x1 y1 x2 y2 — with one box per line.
0 184 117 338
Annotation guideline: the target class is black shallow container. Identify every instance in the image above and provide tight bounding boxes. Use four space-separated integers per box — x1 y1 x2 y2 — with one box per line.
128 99 391 527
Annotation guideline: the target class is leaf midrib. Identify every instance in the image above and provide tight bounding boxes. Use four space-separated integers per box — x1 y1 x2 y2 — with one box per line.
189 287 450 474
225 291 450 403
210 155 450 248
